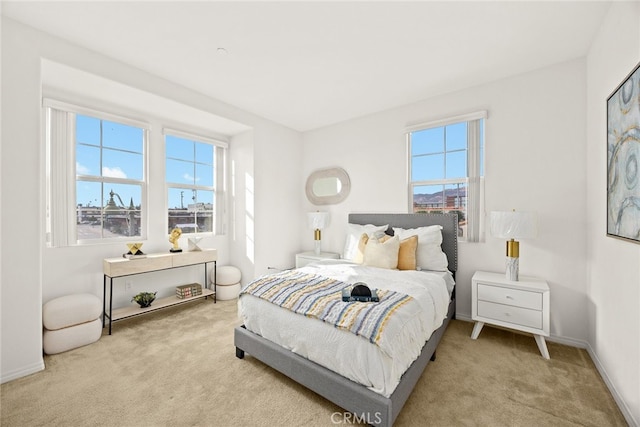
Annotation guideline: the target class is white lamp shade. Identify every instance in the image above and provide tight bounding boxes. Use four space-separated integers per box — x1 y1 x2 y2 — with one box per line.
308 212 330 230
490 211 538 239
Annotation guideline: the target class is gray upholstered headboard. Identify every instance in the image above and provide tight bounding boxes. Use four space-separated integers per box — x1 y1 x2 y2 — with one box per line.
348 213 458 273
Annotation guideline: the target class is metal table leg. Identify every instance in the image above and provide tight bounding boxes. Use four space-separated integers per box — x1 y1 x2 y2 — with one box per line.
109 277 113 335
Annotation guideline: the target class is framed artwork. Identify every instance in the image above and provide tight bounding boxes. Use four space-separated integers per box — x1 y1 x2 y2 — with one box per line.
607 60 640 243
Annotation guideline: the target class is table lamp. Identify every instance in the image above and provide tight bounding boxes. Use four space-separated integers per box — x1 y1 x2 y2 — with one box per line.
308 212 330 255
490 210 538 281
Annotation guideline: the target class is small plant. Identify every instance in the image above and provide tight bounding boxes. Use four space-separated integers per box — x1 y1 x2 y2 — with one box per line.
131 291 157 308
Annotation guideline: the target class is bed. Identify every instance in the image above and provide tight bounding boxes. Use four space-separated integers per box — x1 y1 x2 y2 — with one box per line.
234 213 458 426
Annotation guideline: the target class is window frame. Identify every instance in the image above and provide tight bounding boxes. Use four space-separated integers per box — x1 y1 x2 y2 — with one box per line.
44 98 149 246
163 128 228 237
406 111 487 242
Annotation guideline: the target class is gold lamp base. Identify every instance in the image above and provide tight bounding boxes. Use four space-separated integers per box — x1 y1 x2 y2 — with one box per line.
314 229 322 255
506 239 519 258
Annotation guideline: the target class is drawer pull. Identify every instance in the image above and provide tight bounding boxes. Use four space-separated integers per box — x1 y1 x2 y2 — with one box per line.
505 312 511 317
505 295 514 300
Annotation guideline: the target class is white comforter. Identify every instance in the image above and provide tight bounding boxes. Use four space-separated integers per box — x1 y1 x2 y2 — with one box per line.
238 260 452 397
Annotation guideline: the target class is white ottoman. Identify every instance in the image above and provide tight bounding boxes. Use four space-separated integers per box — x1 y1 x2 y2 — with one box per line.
212 266 241 301
43 293 102 355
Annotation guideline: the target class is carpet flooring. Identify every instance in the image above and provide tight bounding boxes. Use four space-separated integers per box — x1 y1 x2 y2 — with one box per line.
0 299 627 426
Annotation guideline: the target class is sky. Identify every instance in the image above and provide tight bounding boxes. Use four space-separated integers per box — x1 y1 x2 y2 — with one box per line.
75 114 214 210
410 121 484 198
411 122 467 181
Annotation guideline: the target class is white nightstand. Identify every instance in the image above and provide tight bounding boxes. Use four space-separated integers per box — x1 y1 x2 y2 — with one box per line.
471 270 550 359
295 251 340 268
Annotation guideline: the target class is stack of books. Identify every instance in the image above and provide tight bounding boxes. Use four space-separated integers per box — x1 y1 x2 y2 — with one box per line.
176 283 203 299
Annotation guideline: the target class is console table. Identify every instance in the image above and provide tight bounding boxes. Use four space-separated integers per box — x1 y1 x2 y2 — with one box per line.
103 249 217 334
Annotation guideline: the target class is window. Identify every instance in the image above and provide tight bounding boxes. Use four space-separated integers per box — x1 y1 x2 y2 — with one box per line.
76 115 145 240
407 111 486 242
45 100 148 246
164 130 227 235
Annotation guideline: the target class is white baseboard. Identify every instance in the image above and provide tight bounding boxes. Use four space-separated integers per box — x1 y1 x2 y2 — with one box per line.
546 334 587 348
454 313 472 322
548 336 636 425
1 359 45 384
542 335 637 426
584 342 638 427
452 316 637 426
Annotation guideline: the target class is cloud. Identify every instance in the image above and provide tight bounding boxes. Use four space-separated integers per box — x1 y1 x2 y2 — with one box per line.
76 162 90 175
103 166 127 178
183 173 200 182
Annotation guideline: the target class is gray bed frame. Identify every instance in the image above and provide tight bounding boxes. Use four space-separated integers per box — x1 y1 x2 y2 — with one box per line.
234 213 458 426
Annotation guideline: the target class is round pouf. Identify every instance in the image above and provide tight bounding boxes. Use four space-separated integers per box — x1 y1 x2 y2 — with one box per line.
42 293 102 355
212 265 241 301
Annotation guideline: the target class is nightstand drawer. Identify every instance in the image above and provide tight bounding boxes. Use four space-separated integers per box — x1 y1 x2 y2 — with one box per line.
477 300 542 329
477 283 542 310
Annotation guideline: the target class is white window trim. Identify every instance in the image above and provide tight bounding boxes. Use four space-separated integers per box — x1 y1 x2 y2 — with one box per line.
45 100 150 246
162 127 229 148
404 110 488 134
43 98 149 130
164 129 228 236
406 111 486 242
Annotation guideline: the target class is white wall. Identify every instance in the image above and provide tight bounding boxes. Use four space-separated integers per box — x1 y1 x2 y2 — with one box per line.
0 17 303 383
586 2 640 424
228 130 256 284
253 126 304 274
1 17 46 381
224 124 305 282
303 58 589 342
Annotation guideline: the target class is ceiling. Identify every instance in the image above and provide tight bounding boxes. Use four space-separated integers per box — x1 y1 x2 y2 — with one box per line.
2 1 611 132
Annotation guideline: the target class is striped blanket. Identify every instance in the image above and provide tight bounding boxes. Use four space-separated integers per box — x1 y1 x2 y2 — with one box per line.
240 270 413 346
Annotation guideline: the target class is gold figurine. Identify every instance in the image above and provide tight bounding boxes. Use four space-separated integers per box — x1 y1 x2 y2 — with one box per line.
169 227 182 253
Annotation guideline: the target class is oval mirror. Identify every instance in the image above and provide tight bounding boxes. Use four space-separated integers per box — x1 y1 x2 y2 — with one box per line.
312 177 342 197
306 167 351 205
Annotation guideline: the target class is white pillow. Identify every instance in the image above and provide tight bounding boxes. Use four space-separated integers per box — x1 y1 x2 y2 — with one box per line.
363 235 400 269
342 223 388 261
393 225 449 271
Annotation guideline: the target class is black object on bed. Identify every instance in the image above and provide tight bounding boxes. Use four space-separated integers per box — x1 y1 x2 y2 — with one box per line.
342 283 379 302
234 213 458 427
